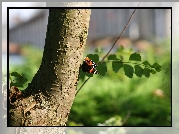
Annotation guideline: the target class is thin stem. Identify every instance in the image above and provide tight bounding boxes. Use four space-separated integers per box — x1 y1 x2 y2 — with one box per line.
100 3 141 63
122 110 131 125
76 77 90 96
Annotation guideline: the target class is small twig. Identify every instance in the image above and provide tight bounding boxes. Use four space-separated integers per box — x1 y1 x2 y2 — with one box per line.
122 110 131 125
75 77 90 96
76 3 141 96
100 4 141 63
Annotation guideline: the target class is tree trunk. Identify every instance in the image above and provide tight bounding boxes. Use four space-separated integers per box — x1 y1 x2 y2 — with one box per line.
9 8 91 126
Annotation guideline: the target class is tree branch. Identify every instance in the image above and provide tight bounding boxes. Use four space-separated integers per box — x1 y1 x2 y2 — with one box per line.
100 3 141 63
76 3 141 95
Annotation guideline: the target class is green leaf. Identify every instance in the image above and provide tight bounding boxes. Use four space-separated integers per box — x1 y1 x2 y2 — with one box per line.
112 61 123 73
79 70 86 81
116 46 124 52
10 72 22 77
95 47 103 54
151 69 157 74
123 64 134 78
152 63 162 72
129 52 141 61
134 65 143 77
143 68 151 77
80 70 94 78
86 54 99 62
85 72 94 77
10 82 24 88
97 63 107 76
108 54 119 60
142 61 151 67
10 72 28 86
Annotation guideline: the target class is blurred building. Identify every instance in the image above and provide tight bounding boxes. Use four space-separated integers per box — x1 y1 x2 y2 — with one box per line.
8 8 171 50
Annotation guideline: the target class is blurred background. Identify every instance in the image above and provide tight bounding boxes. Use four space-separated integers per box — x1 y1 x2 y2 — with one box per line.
3 3 171 70
3 2 172 129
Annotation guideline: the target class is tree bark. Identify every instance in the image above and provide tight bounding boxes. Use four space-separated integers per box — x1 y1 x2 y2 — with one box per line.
9 8 91 126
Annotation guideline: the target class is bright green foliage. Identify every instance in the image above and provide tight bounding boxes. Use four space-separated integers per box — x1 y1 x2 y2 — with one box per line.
99 115 122 126
79 71 87 81
94 47 103 55
82 71 93 78
112 61 123 73
9 41 171 127
143 68 151 78
116 46 124 52
70 64 171 126
152 63 162 72
9 72 28 89
142 61 151 66
73 40 170 126
150 69 157 74
108 54 119 60
86 54 99 63
129 52 141 61
9 45 43 90
123 64 134 78
134 65 143 77
97 63 107 76
81 51 162 79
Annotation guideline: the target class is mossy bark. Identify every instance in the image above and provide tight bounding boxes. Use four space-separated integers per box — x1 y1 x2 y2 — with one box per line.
9 9 91 126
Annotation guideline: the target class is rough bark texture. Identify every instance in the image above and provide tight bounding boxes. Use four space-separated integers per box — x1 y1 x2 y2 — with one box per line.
9 9 91 126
